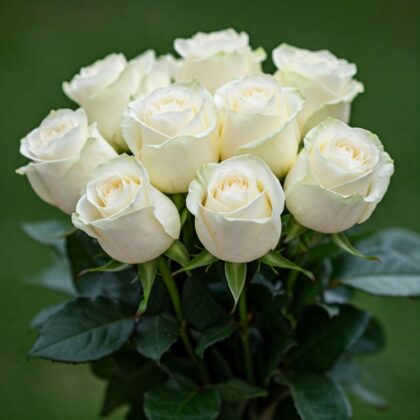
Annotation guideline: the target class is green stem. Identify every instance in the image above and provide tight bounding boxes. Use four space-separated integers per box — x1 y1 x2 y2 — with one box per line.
239 286 254 383
157 257 209 383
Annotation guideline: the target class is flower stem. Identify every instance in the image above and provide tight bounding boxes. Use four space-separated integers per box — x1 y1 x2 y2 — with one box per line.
157 256 209 383
239 286 254 383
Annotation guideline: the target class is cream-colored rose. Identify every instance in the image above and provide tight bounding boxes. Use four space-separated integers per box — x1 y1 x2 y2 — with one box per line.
121 80 219 193
174 29 266 93
215 73 303 177
273 44 363 134
187 155 284 262
72 155 181 264
63 51 177 149
17 108 117 214
284 118 394 233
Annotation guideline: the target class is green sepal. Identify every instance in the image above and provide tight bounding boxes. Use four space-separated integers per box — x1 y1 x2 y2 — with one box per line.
259 251 315 281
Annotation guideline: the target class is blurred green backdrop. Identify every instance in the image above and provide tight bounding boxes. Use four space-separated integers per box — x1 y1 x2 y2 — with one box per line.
0 0 419 418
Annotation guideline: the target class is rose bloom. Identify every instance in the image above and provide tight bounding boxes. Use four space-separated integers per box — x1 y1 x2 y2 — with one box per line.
174 29 266 93
63 51 178 149
72 155 181 264
121 80 219 194
273 44 363 134
17 108 117 214
187 155 285 263
285 118 394 233
215 73 303 177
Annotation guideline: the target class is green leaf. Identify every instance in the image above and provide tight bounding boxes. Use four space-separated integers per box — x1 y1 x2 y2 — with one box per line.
335 228 420 296
260 251 314 281
26 251 76 296
30 302 68 329
138 260 158 314
165 240 190 267
144 383 221 420
195 323 238 358
347 381 388 410
182 276 228 331
290 305 370 372
332 233 379 261
91 350 163 418
214 379 267 402
282 215 306 243
347 317 385 355
22 219 72 250
29 297 134 362
224 262 247 308
133 314 179 362
174 250 217 275
79 260 131 277
285 373 351 420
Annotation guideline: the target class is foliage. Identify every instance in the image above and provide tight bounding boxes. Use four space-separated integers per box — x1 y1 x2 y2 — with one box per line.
26 219 420 419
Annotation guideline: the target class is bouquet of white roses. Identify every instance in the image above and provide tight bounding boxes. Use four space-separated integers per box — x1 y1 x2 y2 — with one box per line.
18 29 420 420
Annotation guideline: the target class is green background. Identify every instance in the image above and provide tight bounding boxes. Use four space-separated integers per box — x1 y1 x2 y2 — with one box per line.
0 0 419 418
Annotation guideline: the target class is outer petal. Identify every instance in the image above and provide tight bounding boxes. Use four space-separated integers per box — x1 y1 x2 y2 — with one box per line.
61 126 117 208
78 206 176 264
285 182 369 233
140 133 218 193
285 152 371 233
82 54 153 150
16 159 75 213
235 88 303 177
195 206 281 262
302 80 364 133
175 48 265 93
187 155 284 261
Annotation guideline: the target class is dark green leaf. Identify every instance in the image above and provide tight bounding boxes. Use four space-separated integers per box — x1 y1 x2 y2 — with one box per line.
332 233 379 261
182 276 228 331
195 323 238 358
79 260 131 276
225 262 247 308
285 373 351 420
174 250 217 275
290 305 370 372
347 317 385 355
27 251 76 296
29 297 134 362
77 270 140 305
330 360 387 410
133 313 179 362
138 260 158 314
22 219 72 250
91 350 163 418
347 382 387 410
30 302 68 329
273 396 301 420
282 215 306 243
260 251 314 281
66 230 106 279
144 383 221 420
165 240 190 267
335 228 420 296
251 271 283 299
160 354 202 386
214 379 267 402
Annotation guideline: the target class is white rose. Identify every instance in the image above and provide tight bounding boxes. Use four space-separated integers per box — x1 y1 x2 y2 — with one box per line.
187 155 285 263
284 118 394 233
72 155 181 264
63 51 177 149
215 73 304 177
17 108 117 214
174 29 266 93
121 80 219 193
273 44 364 133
